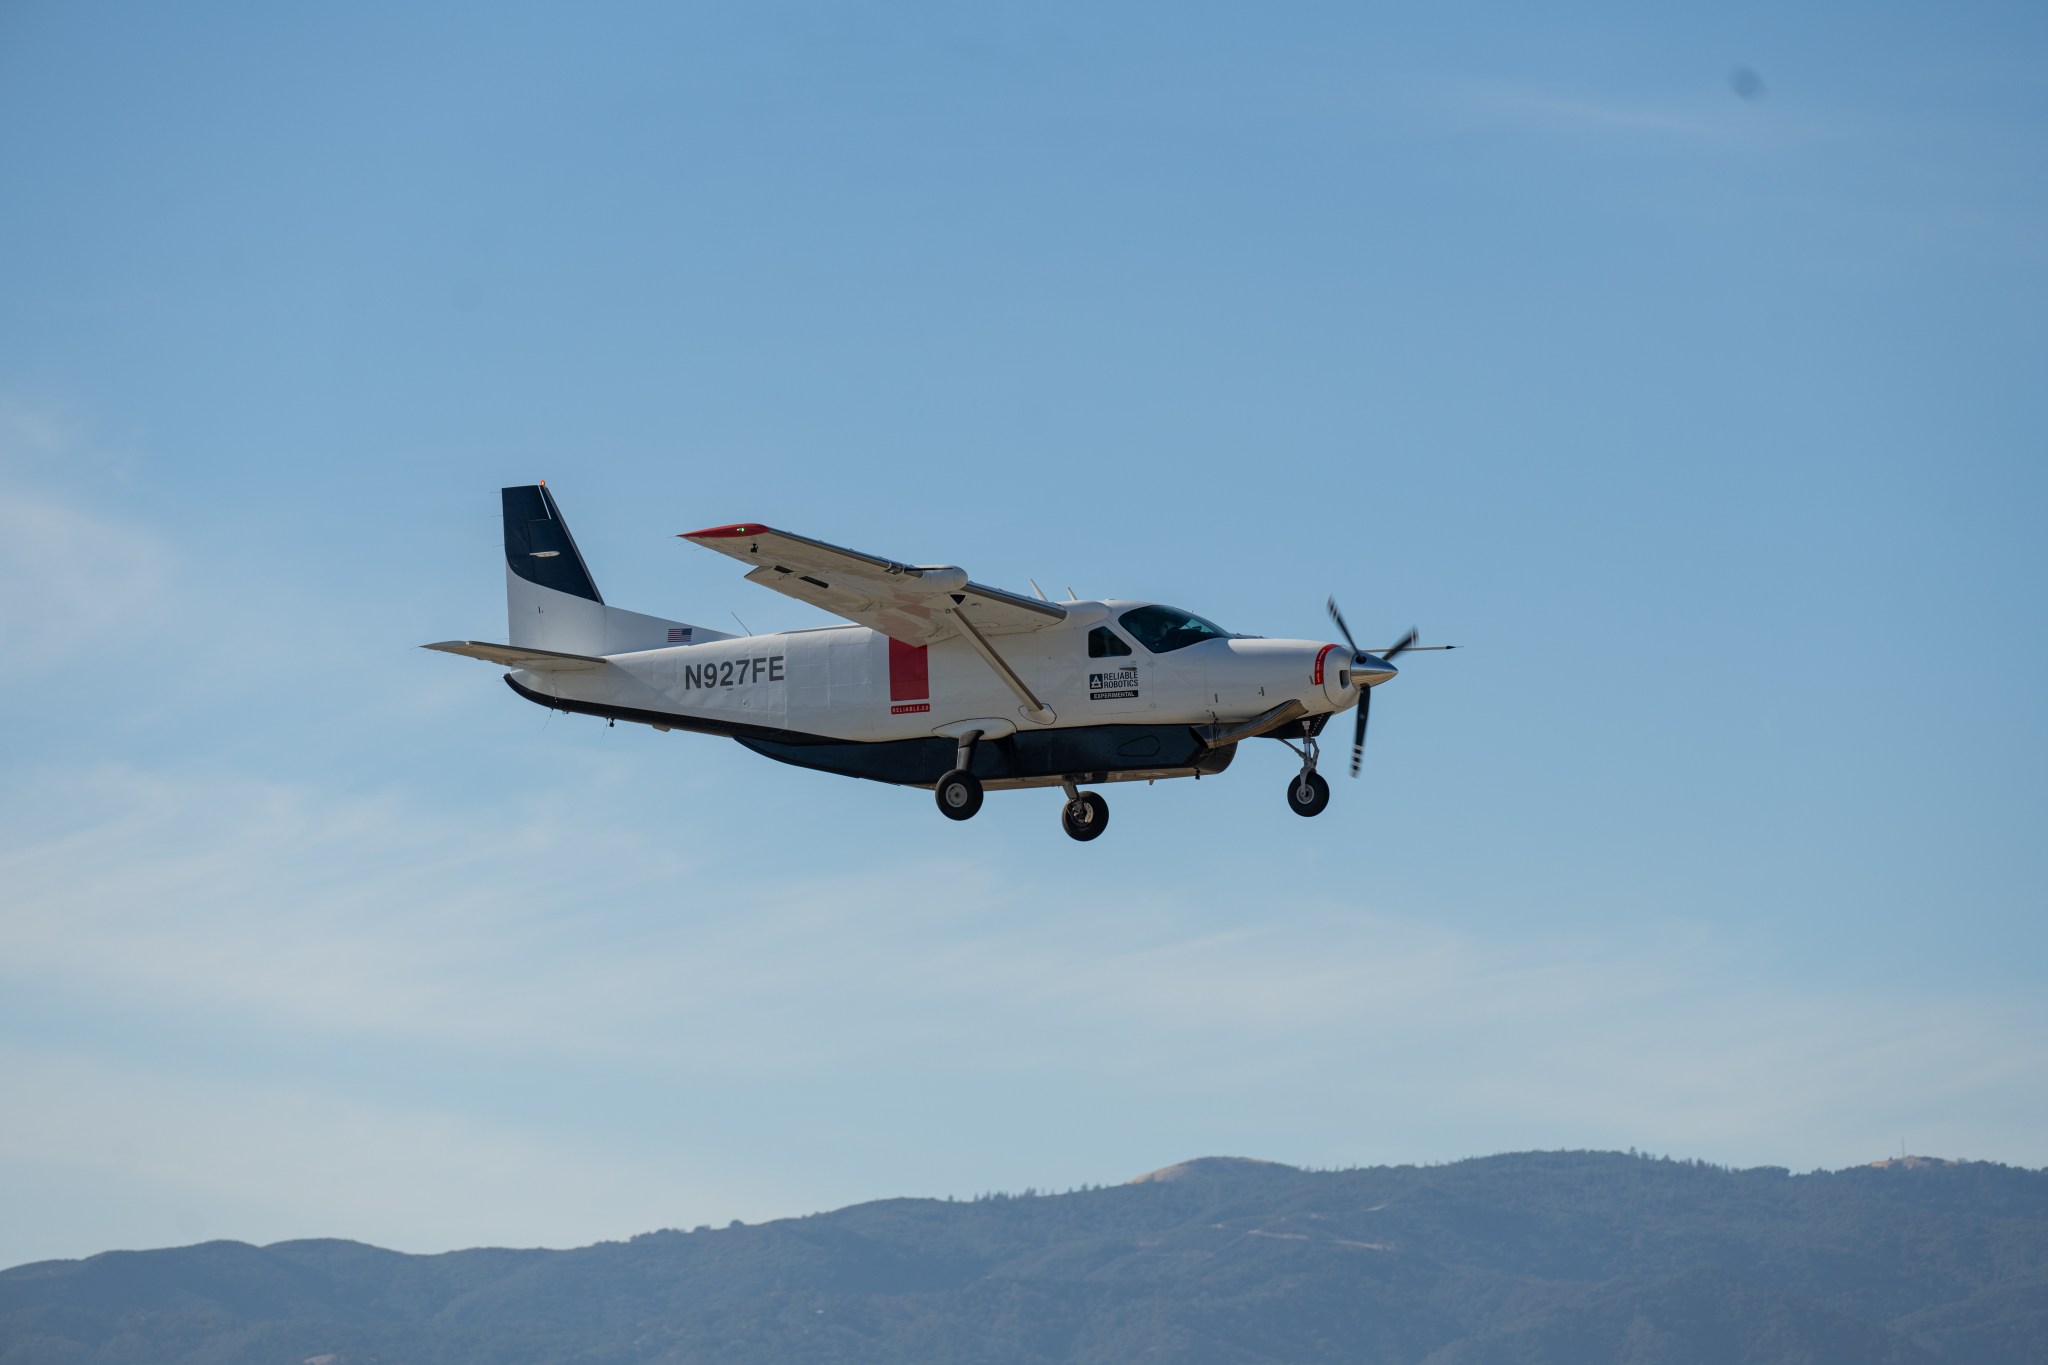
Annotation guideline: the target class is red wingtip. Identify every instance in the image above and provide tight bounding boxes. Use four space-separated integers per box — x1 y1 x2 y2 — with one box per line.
683 523 761 539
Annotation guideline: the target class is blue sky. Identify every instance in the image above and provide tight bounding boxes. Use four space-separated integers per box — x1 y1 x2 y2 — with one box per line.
2 1 2045 1268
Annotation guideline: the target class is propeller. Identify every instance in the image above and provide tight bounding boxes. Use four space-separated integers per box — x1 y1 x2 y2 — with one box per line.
1327 599 1422 777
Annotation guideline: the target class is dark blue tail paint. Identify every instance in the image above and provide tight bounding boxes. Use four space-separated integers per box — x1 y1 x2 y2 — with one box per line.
502 485 601 603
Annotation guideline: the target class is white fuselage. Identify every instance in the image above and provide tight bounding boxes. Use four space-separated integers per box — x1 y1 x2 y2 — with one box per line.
509 600 1370 744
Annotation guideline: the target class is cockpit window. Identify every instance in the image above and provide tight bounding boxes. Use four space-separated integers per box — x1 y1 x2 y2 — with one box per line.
1117 605 1231 654
1087 626 1132 658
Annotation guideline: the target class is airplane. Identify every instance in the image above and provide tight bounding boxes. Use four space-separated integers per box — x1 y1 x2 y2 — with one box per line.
427 484 1452 841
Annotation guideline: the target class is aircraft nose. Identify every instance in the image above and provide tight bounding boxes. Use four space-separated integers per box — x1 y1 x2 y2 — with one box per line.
1320 646 1394 708
1351 652 1397 687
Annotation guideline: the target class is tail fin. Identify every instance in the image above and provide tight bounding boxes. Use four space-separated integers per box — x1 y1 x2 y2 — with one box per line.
502 484 722 655
503 484 602 604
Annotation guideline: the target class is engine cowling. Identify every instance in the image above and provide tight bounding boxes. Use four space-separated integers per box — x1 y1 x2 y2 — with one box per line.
1316 645 1355 709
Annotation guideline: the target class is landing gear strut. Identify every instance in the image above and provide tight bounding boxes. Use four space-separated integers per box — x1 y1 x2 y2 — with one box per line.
1060 781 1109 841
935 729 985 821
1279 735 1331 818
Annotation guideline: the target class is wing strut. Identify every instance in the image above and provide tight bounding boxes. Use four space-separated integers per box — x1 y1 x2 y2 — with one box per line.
949 606 1056 725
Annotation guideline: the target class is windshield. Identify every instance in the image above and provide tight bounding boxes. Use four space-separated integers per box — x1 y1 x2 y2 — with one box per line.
1118 605 1232 654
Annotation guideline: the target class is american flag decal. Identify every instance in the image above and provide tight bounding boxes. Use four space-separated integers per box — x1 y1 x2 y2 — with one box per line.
667 626 691 643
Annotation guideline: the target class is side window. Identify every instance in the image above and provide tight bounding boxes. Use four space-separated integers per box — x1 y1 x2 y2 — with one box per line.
1087 626 1132 658
1117 605 1231 654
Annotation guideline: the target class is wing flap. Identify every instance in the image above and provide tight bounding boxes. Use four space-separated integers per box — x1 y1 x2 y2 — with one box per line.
948 583 1062 636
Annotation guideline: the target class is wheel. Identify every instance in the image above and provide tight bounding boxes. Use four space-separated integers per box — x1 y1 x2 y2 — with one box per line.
1060 790 1110 842
935 769 983 821
1286 770 1330 817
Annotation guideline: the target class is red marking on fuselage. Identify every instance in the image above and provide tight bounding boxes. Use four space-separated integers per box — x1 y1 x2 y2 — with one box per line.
1313 643 1337 685
891 703 931 715
888 637 929 702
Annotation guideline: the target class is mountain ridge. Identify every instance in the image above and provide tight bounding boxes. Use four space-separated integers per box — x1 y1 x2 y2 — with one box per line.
5 1150 2045 1365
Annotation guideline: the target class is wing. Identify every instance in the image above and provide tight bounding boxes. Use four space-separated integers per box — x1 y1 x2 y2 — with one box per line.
679 523 1065 645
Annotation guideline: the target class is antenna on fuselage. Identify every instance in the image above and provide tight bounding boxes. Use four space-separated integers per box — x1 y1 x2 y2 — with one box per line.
1065 586 1078 601
1029 578 1049 602
731 612 752 636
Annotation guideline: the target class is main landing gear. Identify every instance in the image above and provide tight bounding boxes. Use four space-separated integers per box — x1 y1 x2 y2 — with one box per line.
932 730 1110 840
934 728 986 822
934 768 1110 842
1279 735 1331 818
934 768 983 821
1060 782 1109 842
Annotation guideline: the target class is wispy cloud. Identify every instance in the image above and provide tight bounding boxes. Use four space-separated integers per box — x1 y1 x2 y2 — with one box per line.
5 757 2043 1173
1446 81 1728 139
0 405 171 674
1417 76 1850 155
0 762 704 1059
0 1041 761 1263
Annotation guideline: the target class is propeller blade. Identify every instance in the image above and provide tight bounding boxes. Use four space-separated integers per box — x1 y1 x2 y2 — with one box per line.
1380 626 1420 662
1351 682 1371 777
1326 596 1360 655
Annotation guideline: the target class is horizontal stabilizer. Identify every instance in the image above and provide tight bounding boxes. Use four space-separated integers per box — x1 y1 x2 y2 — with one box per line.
422 640 608 671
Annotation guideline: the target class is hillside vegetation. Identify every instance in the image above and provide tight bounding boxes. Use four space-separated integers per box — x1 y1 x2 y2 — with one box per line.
4 1151 2045 1364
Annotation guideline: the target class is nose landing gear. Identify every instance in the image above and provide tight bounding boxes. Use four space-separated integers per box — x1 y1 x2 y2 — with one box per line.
1280 735 1331 817
1286 769 1330 817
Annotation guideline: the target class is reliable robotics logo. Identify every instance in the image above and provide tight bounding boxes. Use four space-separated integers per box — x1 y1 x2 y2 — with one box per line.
1089 668 1140 700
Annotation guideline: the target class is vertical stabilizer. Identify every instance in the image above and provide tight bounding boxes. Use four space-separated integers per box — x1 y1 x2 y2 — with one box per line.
502 484 722 655
504 484 602 604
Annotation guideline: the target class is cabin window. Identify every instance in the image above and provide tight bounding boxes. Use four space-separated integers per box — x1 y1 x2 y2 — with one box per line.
1117 605 1231 654
1087 626 1132 658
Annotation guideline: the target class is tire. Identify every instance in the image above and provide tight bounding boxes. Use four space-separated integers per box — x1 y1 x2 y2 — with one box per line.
935 769 984 821
1061 790 1110 842
1286 770 1330 818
